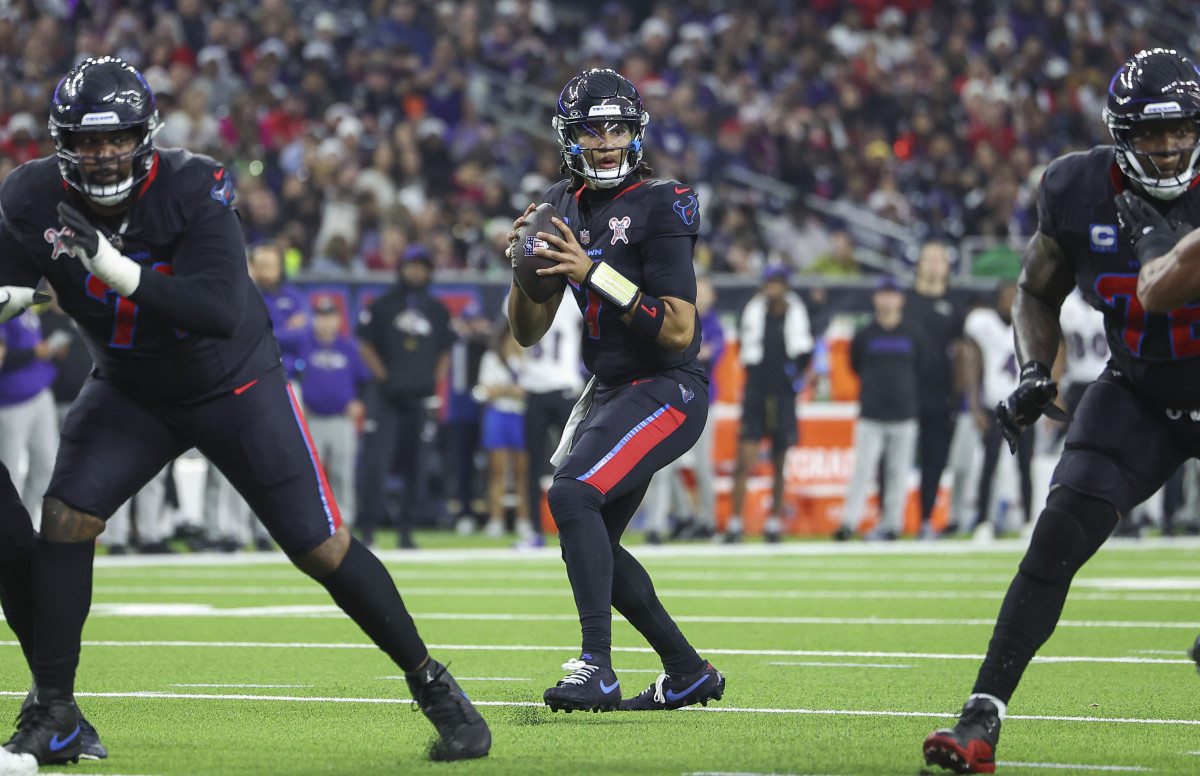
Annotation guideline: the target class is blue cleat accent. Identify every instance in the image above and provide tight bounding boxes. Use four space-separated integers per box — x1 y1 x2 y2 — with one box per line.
620 661 725 711
544 657 621 713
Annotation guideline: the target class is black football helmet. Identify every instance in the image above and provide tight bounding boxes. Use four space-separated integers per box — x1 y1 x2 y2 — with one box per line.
1104 48 1200 200
553 68 649 188
49 56 161 206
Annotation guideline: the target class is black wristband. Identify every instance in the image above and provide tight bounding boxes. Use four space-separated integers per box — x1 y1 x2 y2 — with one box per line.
1019 361 1052 382
626 294 666 341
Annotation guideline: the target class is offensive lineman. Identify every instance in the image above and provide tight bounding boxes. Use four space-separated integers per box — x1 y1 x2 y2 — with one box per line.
507 68 725 713
0 57 489 769
924 48 1200 774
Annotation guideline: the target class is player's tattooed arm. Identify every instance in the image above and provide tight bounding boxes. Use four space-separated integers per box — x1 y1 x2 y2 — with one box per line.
1137 229 1200 313
40 497 105 542
1013 231 1074 367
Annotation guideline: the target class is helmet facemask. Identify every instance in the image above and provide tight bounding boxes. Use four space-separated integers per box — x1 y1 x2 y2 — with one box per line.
554 116 648 189
54 121 160 207
1108 115 1200 200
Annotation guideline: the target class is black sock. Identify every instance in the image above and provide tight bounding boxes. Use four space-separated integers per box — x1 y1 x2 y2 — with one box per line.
547 479 613 668
612 547 702 675
972 569 1071 704
0 548 36 671
317 538 428 672
32 539 95 696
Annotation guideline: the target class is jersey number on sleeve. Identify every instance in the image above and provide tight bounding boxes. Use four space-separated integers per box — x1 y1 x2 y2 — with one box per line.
86 263 178 348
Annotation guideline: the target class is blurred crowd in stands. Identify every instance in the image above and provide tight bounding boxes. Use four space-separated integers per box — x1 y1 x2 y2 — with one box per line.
1 0 1198 279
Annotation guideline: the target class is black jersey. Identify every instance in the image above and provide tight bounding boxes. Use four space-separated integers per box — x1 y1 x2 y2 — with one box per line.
543 176 701 385
1038 146 1200 409
0 151 279 403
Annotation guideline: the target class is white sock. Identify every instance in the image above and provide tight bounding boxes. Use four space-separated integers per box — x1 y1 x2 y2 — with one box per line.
968 692 1007 720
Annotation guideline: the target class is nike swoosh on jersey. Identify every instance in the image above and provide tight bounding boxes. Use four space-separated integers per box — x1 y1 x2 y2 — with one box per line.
632 379 653 385
234 379 259 395
674 186 690 194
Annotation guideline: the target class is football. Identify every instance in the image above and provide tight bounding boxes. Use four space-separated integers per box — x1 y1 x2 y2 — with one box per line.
512 202 568 304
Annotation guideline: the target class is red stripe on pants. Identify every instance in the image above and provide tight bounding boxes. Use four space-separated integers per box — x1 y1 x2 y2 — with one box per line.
582 405 687 495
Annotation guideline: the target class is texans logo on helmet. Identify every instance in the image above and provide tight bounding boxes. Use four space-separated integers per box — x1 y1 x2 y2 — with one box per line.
673 195 699 226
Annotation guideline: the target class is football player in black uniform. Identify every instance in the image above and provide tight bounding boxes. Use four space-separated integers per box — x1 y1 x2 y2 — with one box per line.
507 68 725 713
0 57 489 767
924 48 1200 774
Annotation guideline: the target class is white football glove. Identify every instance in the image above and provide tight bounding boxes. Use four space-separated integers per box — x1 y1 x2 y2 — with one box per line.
0 285 50 324
57 201 141 297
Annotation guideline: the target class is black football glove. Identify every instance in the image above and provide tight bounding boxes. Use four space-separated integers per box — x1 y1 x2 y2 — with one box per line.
995 361 1069 453
56 201 100 257
1114 189 1193 264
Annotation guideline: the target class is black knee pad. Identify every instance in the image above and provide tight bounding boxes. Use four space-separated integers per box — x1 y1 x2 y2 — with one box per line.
1019 486 1118 586
546 477 603 531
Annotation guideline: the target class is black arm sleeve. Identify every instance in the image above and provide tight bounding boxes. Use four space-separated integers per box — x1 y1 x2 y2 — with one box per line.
0 219 43 288
126 203 247 338
640 234 697 304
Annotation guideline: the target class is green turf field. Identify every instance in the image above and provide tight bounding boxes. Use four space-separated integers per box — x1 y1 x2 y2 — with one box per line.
3 536 1199 775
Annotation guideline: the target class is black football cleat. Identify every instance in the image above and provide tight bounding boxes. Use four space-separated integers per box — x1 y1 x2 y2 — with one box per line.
5 688 83 766
620 661 725 710
1191 632 1200 674
543 657 621 713
22 685 106 760
923 697 1001 774
406 660 490 762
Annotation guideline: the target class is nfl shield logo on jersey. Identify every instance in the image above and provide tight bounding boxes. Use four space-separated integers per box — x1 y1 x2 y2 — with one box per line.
581 229 590 245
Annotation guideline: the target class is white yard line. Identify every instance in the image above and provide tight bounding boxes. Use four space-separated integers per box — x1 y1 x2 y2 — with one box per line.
87 536 1200 569
995 763 1151 772
1 640 1191 665
168 683 313 688
768 661 915 668
72 604 1200 631
0 690 1194 727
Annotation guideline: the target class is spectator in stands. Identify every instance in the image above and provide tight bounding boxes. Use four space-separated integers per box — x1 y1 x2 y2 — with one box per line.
836 276 927 542
729 264 814 543
357 244 454 549
806 230 861 277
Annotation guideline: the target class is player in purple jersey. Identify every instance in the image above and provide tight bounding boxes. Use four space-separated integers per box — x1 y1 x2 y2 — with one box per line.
0 57 489 768
924 48 1200 774
507 68 724 714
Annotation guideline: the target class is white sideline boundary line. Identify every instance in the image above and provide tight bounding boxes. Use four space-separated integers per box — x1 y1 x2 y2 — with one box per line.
2 640 1192 665
0 690 1195 726
87 536 1200 568
769 661 916 668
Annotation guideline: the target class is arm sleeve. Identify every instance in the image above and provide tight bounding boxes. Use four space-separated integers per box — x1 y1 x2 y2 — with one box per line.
640 235 697 304
126 199 247 338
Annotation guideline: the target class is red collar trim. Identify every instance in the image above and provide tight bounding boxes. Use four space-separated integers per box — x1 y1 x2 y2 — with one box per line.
137 152 160 199
613 180 646 200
